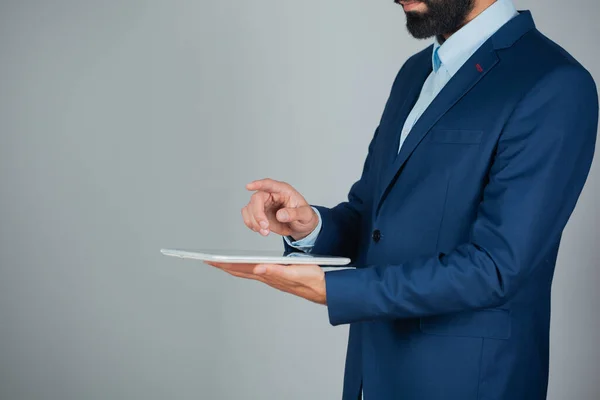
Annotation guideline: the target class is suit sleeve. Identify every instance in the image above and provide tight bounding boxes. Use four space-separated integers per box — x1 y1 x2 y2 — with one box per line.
324 66 599 325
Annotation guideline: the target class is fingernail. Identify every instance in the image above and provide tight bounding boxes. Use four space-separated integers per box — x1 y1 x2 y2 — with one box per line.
279 211 288 221
260 229 269 236
255 265 267 274
259 221 268 229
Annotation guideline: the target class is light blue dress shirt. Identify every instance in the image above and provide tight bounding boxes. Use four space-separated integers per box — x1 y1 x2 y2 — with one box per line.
286 0 518 256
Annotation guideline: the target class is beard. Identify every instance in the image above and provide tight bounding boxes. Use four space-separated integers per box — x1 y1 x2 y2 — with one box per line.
397 0 476 40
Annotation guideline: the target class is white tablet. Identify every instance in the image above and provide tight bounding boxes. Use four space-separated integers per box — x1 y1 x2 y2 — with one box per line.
160 248 351 266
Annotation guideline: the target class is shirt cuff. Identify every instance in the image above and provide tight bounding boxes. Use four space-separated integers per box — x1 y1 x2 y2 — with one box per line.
282 207 322 253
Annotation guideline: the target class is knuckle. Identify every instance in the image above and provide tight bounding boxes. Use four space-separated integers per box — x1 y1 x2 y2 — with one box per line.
251 192 265 204
256 191 268 201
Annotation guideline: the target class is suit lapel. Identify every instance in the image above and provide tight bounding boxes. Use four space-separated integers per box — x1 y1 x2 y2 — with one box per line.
381 54 433 171
375 41 499 214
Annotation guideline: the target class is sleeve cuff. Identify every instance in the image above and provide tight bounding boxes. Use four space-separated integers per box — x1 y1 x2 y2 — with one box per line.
325 267 377 326
283 207 322 253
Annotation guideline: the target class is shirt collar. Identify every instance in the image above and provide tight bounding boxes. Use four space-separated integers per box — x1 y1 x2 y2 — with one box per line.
431 0 518 75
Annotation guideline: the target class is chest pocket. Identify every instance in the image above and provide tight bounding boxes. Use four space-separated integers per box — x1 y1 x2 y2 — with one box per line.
426 129 483 145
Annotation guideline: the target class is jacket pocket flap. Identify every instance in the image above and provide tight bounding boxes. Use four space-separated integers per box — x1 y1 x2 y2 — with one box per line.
419 309 511 340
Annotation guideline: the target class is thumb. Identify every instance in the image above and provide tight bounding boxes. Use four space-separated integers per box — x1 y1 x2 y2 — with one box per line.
276 205 314 224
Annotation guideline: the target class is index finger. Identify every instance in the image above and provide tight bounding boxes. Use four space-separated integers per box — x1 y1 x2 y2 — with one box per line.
246 178 289 194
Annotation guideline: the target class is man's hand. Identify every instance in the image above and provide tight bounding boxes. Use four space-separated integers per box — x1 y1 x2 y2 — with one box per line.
243 178 319 241
205 261 327 305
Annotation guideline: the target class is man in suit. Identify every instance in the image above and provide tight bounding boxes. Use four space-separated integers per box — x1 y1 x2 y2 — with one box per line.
207 0 599 398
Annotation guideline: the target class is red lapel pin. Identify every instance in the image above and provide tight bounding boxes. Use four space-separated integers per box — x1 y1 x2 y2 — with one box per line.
476 63 484 73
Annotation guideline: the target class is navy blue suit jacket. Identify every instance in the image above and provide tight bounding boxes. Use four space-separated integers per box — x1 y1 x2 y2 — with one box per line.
285 11 598 400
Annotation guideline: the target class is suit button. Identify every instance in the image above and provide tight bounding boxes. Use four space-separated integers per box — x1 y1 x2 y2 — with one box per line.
372 229 381 243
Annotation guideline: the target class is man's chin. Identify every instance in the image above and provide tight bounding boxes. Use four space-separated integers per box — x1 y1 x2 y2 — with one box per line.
405 17 436 40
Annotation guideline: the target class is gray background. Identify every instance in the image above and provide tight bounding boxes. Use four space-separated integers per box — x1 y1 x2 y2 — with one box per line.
0 0 598 399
